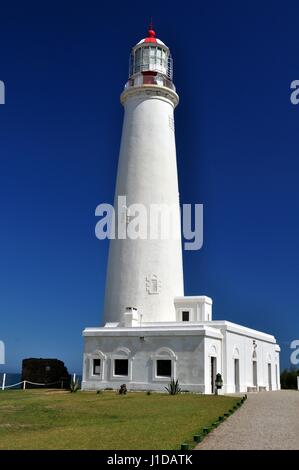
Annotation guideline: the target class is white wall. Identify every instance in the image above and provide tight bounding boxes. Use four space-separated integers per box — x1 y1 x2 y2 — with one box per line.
82 324 280 394
174 297 213 322
204 337 222 394
103 87 184 325
224 331 280 393
82 333 207 392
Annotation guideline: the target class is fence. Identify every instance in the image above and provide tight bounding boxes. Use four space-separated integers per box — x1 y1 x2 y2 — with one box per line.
0 373 81 391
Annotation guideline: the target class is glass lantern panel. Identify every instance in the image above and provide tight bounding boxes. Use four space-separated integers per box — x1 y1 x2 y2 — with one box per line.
149 47 156 70
142 47 149 62
135 48 141 73
156 48 162 68
130 45 171 77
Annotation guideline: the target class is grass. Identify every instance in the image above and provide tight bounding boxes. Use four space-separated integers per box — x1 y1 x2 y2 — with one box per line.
0 390 239 450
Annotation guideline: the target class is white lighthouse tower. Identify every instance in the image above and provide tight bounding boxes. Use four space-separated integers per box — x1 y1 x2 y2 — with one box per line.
82 26 280 394
103 25 184 324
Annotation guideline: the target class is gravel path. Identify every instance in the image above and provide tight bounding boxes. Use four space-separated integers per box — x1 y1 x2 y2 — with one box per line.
196 391 299 450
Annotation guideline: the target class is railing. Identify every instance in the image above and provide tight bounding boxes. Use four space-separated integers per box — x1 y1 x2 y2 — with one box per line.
0 373 81 390
125 73 176 92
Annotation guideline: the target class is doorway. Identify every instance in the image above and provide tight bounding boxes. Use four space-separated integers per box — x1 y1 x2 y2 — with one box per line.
268 363 272 391
253 360 257 388
234 359 240 393
210 357 216 394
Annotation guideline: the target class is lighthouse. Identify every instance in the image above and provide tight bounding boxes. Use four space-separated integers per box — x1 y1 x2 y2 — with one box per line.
82 26 280 394
103 25 184 324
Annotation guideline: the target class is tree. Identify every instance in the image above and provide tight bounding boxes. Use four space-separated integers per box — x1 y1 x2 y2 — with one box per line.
280 368 299 389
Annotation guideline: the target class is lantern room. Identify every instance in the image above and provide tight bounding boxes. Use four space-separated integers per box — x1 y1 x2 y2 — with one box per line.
125 25 175 91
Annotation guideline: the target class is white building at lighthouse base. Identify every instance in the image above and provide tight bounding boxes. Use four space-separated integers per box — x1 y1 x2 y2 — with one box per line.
81 27 280 395
82 296 280 394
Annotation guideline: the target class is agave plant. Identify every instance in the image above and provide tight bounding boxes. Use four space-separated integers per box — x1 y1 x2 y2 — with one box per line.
70 378 80 393
165 379 181 395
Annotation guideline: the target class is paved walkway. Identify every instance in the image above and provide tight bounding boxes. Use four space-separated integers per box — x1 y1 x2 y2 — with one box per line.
196 391 299 450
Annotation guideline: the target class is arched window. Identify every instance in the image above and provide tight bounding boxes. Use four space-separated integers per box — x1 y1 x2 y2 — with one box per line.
208 344 218 394
85 350 107 382
232 347 240 392
151 347 177 382
110 347 133 381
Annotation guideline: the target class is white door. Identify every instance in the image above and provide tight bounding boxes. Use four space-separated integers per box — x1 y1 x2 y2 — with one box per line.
253 360 257 388
211 357 216 394
234 359 240 393
268 363 272 391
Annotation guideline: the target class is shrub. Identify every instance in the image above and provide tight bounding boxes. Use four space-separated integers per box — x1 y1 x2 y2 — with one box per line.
165 379 181 395
70 378 80 393
280 368 299 389
146 391 151 395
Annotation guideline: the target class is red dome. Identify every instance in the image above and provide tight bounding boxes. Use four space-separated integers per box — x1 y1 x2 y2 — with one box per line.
144 27 156 43
135 23 167 47
148 29 156 38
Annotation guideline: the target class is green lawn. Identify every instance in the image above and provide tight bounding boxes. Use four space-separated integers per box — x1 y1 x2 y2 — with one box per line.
0 390 239 450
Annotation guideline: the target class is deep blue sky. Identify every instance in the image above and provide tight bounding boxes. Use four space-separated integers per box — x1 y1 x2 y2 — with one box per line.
1 0 298 373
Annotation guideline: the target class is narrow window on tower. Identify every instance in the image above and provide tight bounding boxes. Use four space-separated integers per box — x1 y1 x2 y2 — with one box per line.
93 359 101 375
146 274 161 294
169 116 174 132
182 311 190 322
151 278 158 293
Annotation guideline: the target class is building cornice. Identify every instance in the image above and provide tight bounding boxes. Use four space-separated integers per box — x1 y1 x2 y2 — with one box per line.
174 295 213 305
83 325 223 339
120 85 179 108
211 320 278 344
